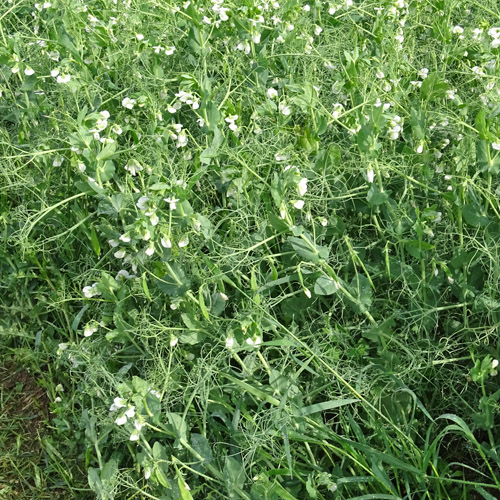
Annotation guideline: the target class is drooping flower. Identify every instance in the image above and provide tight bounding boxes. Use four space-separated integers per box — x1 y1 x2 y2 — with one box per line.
110 397 127 412
297 177 308 196
122 97 137 109
136 196 149 210
164 196 180 210
267 87 278 99
278 102 291 116
83 323 98 337
56 74 71 84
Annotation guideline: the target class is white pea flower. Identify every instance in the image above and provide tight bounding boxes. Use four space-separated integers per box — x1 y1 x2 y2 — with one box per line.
279 102 291 116
252 33 261 44
136 33 144 41
315 26 323 36
24 67 35 76
116 269 133 280
176 130 188 147
115 414 127 425
114 249 126 259
168 101 182 113
57 343 68 356
376 70 385 79
491 142 500 151
144 468 151 480
83 323 98 337
145 244 155 256
125 406 135 419
332 103 344 120
110 397 127 412
225 335 235 349
50 68 60 77
178 236 189 248
488 27 500 39
129 431 140 441
111 124 122 135
246 336 262 347
237 41 251 54
170 336 178 347
108 239 119 247
297 177 308 196
366 168 375 183
293 200 305 209
418 68 429 80
304 288 312 299
56 74 71 84
52 156 64 167
124 159 143 176
164 196 180 210
452 26 464 34
136 196 149 210
161 237 172 248
165 46 176 55
492 359 499 369
122 97 136 109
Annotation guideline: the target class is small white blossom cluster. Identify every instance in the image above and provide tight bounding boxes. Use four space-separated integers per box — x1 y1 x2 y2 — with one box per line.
212 0 230 24
488 27 500 49
225 114 239 132
170 123 188 148
83 282 100 298
171 90 200 111
387 115 403 140
282 165 308 212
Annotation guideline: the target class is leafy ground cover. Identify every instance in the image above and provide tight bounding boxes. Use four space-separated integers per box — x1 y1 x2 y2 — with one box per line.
2 0 500 498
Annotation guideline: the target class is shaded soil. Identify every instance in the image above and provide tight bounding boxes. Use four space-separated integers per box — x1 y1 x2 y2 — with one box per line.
0 359 67 499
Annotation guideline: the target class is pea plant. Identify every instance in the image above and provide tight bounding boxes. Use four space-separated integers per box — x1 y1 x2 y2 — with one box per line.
1 0 500 499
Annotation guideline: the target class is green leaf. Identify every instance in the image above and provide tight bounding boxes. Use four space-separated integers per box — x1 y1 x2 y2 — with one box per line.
295 398 359 416
347 275 372 314
198 285 211 322
87 468 103 497
288 233 328 263
268 213 289 232
72 305 89 331
167 412 188 446
90 225 101 256
224 457 245 494
96 142 117 161
191 434 213 464
420 73 449 101
206 101 220 131
157 263 191 297
367 185 390 206
462 203 490 227
314 275 340 296
177 474 194 500
475 110 488 140
357 122 373 154
98 160 115 182
410 106 426 140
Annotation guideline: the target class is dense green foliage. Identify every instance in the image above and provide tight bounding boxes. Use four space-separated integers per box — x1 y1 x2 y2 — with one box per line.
2 0 500 498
